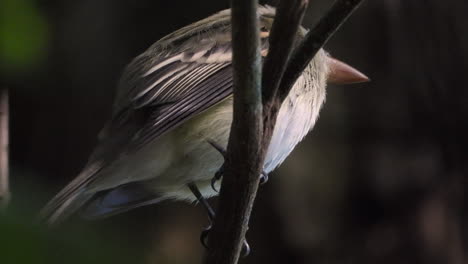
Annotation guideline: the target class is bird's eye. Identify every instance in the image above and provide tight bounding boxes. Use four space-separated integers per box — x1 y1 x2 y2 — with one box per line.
260 26 268 32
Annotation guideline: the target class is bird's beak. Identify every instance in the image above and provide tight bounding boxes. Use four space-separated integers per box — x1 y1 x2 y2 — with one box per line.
327 57 370 84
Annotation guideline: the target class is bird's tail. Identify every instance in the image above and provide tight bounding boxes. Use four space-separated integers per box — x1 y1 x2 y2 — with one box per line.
38 162 104 226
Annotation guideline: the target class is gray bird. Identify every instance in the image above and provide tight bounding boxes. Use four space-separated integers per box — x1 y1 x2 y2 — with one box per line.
40 6 368 225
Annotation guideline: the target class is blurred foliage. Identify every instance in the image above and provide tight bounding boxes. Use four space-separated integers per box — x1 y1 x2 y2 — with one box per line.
0 0 48 73
0 210 142 264
3 0 467 263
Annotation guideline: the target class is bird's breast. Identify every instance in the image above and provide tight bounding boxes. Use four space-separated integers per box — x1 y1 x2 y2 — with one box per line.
180 70 326 176
264 74 326 172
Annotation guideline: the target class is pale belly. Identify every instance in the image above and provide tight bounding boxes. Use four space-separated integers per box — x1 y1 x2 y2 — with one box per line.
151 85 324 201
87 77 325 202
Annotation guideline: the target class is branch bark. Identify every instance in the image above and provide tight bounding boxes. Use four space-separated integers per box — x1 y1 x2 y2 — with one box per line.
279 0 365 101
262 0 309 105
261 0 310 144
0 89 9 211
204 0 364 263
204 1 263 263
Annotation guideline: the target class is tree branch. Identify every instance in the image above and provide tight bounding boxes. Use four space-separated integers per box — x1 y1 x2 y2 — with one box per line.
204 0 364 263
262 0 309 105
279 0 365 101
0 89 9 211
204 0 263 263
205 1 308 263
261 0 310 145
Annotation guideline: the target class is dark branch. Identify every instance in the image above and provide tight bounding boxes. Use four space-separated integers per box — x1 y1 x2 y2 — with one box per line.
262 0 309 105
261 0 310 150
0 89 9 211
279 0 365 101
205 2 309 264
204 1 364 263
204 0 263 263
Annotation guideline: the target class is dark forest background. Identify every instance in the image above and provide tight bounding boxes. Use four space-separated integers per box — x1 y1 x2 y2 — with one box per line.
1 0 467 263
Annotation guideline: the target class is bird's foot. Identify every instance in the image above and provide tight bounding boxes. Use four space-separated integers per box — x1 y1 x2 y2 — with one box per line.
207 139 227 157
189 181 251 257
210 163 224 193
207 139 226 193
200 223 212 249
260 171 269 185
200 223 251 257
207 139 269 192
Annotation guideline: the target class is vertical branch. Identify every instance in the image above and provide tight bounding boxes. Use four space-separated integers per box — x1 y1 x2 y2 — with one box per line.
204 0 364 263
205 1 309 263
204 0 263 263
0 89 10 210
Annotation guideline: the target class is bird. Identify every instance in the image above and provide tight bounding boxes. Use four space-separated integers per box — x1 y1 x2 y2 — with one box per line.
40 5 368 226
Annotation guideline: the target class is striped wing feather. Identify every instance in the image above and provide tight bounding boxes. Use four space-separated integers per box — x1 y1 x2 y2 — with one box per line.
40 27 270 223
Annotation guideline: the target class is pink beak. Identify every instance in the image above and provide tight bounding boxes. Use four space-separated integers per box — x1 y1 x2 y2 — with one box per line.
327 57 370 84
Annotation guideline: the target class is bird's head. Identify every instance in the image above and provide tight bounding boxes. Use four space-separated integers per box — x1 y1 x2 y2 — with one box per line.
257 6 369 86
153 5 368 89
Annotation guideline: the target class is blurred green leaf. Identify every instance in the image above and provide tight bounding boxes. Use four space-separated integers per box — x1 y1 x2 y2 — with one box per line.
0 212 142 264
0 0 48 72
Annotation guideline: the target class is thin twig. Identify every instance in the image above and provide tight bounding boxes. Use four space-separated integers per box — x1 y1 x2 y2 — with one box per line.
279 0 365 101
0 89 10 210
261 0 310 145
204 0 364 263
262 0 309 105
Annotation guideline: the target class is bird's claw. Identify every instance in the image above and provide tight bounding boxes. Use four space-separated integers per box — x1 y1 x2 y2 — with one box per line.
260 171 269 185
200 224 212 249
207 139 227 157
207 139 227 193
200 224 251 257
207 139 269 191
241 239 251 257
210 164 224 193
201 139 257 257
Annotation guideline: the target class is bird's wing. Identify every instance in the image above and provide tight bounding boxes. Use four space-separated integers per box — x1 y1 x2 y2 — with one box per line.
80 181 167 219
120 42 234 151
102 34 269 153
40 33 270 224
